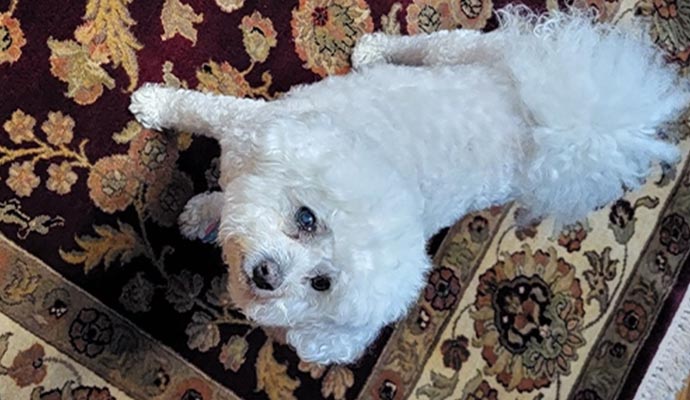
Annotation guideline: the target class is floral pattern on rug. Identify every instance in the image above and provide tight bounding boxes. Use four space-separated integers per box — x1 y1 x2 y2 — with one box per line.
0 0 689 399
0 312 136 400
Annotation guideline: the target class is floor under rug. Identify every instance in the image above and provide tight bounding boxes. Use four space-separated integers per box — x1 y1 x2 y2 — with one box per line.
0 0 689 399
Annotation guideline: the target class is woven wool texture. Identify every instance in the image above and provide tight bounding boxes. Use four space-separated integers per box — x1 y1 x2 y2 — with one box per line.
0 0 689 399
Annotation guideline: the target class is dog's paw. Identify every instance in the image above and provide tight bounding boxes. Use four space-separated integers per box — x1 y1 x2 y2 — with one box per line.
178 192 223 243
129 83 173 131
351 33 390 70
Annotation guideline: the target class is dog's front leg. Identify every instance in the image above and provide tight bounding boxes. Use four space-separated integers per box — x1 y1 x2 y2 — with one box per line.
129 84 265 141
352 29 505 69
178 191 224 243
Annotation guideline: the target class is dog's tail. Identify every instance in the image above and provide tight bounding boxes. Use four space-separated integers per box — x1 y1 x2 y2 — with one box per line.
499 6 689 224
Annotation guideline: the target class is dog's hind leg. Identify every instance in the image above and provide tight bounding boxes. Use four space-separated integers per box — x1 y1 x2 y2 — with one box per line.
351 29 505 69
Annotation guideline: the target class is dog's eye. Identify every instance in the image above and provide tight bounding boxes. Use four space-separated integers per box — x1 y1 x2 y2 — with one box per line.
296 206 317 232
310 275 331 291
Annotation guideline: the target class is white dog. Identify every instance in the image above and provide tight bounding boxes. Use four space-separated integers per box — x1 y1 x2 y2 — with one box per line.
130 7 689 364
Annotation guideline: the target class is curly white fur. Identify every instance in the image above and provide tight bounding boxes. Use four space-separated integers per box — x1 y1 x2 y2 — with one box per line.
130 6 689 364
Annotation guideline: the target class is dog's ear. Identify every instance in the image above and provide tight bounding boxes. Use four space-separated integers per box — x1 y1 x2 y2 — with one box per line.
286 322 381 365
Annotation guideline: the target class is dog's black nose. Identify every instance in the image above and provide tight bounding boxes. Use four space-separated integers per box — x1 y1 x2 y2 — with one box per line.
251 260 282 291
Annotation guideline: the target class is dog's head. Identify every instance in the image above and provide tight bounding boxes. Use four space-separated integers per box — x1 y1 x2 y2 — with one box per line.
214 105 430 364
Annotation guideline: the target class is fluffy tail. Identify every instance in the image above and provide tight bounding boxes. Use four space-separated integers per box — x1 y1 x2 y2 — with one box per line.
499 6 690 224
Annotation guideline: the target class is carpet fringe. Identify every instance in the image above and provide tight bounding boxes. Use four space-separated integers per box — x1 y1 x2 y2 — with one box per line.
635 286 690 400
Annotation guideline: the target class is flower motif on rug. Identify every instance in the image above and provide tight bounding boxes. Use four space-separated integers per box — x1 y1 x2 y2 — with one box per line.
406 0 456 34
0 333 116 397
41 111 75 146
406 0 492 34
119 272 155 314
0 0 26 64
291 0 374 76
425 267 462 311
0 334 48 390
87 155 139 214
464 380 498 400
240 11 278 64
454 0 493 29
440 335 471 371
46 162 78 195
69 308 114 358
3 109 35 144
2 109 92 199
608 196 659 245
614 300 648 342
6 161 39 198
47 0 142 104
145 170 194 227
6 343 47 387
472 245 586 392
556 221 590 253
659 213 690 255
609 199 636 243
128 127 178 183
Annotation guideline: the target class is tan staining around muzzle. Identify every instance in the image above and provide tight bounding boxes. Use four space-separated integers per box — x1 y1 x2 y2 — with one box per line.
222 236 246 270
222 236 255 308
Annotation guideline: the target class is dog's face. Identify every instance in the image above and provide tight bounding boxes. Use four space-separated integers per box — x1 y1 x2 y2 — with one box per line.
216 114 430 364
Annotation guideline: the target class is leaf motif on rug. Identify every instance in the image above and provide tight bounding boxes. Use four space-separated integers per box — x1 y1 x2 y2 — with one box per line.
256 341 300 400
59 221 145 273
160 0 204 45
48 0 142 104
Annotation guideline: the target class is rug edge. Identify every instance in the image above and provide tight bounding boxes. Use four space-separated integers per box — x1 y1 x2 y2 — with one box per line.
634 279 690 400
